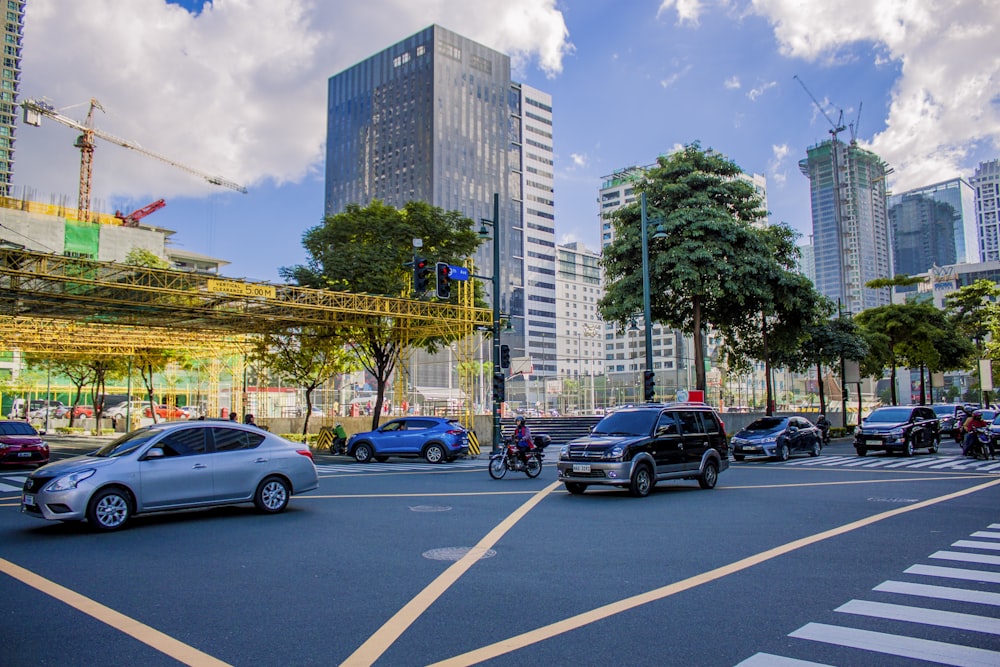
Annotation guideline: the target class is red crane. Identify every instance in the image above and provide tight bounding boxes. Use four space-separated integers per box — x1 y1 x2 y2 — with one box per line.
114 198 166 227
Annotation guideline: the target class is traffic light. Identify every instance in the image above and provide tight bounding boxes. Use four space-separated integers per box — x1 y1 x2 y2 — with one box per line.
500 344 510 369
435 262 451 299
492 371 505 402
413 257 431 294
643 370 655 402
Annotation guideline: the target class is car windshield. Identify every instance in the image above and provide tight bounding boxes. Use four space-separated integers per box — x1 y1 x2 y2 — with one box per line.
865 408 912 423
744 417 788 432
931 405 957 417
592 410 657 436
91 428 162 458
0 422 38 436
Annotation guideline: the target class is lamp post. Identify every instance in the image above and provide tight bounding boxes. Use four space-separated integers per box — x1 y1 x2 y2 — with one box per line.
477 193 503 453
640 192 666 401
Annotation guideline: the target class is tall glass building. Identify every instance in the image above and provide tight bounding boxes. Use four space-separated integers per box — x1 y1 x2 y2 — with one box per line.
325 25 555 393
888 178 977 276
1 0 24 195
972 159 1000 262
799 139 892 314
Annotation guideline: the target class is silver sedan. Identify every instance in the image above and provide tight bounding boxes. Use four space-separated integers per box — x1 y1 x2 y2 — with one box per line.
20 421 319 531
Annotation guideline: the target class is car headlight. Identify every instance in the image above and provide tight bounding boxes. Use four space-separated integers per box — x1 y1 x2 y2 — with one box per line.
761 436 777 444
888 428 905 437
602 445 625 460
559 445 570 459
46 469 96 492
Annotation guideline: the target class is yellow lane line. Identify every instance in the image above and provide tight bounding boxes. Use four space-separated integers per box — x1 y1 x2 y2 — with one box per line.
339 480 562 667
0 557 232 667
303 490 539 499
428 476 1000 667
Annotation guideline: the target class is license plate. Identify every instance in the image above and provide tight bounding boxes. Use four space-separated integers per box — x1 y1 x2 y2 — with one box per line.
17 452 31 457
866 439 882 445
573 464 591 473
22 494 35 507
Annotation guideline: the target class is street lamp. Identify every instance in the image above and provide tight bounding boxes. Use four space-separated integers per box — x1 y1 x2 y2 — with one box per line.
640 192 666 401
477 193 503 453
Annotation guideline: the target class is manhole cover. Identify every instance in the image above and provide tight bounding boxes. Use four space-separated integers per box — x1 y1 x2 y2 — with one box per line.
409 505 452 512
422 547 497 561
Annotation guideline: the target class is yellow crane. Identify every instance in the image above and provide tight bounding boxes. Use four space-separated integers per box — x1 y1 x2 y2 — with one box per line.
21 97 247 222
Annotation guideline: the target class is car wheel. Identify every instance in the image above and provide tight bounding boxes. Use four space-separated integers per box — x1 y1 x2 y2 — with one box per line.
629 463 653 498
775 443 790 462
733 454 745 462
855 446 867 457
929 438 939 454
810 437 821 457
424 443 446 464
353 443 374 463
565 482 587 495
86 487 132 532
698 460 719 489
903 439 914 457
374 456 389 462
254 476 290 513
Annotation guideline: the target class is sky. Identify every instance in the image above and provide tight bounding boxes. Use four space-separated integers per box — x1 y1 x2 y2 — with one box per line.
11 0 1000 282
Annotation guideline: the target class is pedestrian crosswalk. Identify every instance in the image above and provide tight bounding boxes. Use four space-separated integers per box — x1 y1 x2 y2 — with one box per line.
772 454 1000 473
314 458 488 475
0 473 27 495
736 522 1000 666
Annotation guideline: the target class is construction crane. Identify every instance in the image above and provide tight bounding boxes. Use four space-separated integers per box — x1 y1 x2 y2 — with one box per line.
21 97 247 223
793 75 846 143
115 198 166 228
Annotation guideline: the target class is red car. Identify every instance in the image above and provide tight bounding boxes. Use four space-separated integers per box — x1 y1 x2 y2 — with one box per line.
0 420 50 467
154 404 185 419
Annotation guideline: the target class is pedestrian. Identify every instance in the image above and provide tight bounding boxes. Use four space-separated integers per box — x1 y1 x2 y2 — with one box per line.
229 412 237 422
244 414 256 426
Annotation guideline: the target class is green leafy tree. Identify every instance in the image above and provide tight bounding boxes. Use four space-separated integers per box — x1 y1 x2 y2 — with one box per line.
86 357 129 434
124 248 170 269
795 316 869 414
282 200 482 429
600 143 769 392
49 358 96 427
249 328 357 436
130 349 180 423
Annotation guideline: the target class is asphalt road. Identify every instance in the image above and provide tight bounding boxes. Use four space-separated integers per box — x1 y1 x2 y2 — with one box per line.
1 437 999 666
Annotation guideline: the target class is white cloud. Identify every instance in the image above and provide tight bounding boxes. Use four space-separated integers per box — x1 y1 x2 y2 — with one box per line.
724 76 742 89
769 143 790 185
747 80 777 101
14 0 573 205
570 153 588 168
657 0 705 25
661 64 694 88
750 0 1000 190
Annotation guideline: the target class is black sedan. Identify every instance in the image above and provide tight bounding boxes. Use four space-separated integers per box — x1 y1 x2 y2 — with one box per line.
854 405 940 457
730 416 822 462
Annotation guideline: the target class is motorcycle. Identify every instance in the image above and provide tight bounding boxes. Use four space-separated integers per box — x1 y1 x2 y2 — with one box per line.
328 436 348 455
489 434 549 479
817 421 831 445
968 427 995 460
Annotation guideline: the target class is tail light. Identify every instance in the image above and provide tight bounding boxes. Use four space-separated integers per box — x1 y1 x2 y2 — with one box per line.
446 429 465 436
295 449 314 461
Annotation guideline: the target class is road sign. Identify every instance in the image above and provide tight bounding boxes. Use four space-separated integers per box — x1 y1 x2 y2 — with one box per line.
448 265 469 280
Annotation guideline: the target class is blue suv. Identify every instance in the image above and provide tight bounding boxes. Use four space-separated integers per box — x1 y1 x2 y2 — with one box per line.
347 417 469 463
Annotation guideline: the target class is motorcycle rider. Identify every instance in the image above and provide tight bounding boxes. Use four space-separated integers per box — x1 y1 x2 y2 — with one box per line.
962 410 989 457
332 422 348 454
816 414 831 443
513 415 534 462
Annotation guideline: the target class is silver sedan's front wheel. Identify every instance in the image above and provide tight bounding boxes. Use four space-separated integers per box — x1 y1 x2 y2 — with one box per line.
254 476 290 513
86 487 132 531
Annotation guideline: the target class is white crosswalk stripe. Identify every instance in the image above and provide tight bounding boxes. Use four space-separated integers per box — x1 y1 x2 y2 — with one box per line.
315 459 487 474
735 521 1000 666
0 475 27 494
775 455 1000 473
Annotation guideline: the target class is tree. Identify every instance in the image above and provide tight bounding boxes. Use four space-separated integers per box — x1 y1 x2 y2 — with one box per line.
128 349 179 423
282 200 482 429
124 247 170 269
249 328 356 436
85 357 129 434
49 358 96 427
600 143 770 392
796 316 869 415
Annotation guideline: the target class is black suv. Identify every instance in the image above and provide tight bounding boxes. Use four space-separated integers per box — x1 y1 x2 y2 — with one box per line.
556 403 729 497
854 405 940 457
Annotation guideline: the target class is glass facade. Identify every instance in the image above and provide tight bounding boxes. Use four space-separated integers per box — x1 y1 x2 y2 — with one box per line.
972 159 1000 262
799 140 892 313
888 178 977 276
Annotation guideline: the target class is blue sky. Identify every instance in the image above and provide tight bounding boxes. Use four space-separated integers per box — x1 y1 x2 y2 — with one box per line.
12 0 1000 282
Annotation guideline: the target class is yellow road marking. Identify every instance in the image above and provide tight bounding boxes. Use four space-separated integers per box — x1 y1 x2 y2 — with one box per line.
428 476 1000 667
0 557 232 666
339 480 562 666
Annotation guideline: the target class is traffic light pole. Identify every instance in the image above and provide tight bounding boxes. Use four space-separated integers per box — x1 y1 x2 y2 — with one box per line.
488 193 502 453
640 193 655 401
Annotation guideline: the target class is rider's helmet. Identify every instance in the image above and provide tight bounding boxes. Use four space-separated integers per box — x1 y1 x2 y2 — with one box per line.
973 410 983 419
515 415 525 425
818 414 825 420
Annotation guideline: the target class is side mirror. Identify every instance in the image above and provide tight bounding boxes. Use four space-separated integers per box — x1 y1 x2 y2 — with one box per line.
143 447 164 460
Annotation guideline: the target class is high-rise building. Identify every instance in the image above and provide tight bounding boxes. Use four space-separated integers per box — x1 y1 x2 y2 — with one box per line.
1 0 24 195
325 25 555 395
555 241 603 375
887 178 977 276
971 159 1000 261
799 140 892 314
